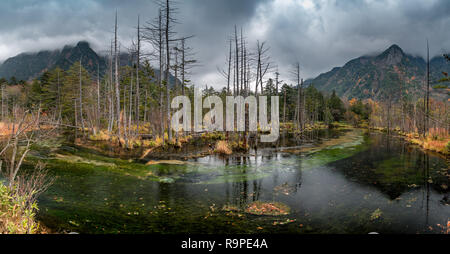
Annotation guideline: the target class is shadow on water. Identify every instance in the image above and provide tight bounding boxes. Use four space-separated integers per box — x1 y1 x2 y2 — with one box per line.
36 129 449 234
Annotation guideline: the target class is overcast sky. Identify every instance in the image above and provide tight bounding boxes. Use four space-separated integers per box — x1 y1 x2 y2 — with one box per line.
0 0 449 87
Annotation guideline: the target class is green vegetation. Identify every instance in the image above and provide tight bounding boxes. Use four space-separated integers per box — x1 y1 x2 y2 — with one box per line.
0 1 448 236
0 183 40 234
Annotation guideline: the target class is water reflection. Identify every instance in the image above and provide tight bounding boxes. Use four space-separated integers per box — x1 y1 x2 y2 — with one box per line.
208 131 448 233
38 130 449 234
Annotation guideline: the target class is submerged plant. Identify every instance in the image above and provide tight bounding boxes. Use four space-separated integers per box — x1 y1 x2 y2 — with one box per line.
370 208 382 221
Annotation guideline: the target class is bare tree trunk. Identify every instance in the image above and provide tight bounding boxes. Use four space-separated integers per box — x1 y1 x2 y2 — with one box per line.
301 78 304 130
114 11 122 143
123 81 128 146
386 94 392 136
79 57 85 132
165 0 172 141
235 25 239 96
283 86 287 124
1 83 4 121
295 63 301 130
426 40 430 136
129 66 133 137
240 27 244 95
107 41 114 133
135 16 141 135
56 70 62 123
74 99 78 139
96 63 100 134
181 38 186 96
174 44 179 93
157 9 165 142
144 89 148 124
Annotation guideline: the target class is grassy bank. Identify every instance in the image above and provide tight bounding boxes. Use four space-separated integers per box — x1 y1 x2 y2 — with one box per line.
83 122 354 158
370 127 450 156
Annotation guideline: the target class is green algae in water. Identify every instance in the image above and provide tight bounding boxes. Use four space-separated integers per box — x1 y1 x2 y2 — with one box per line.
34 128 371 187
370 208 382 221
159 177 176 183
197 172 271 184
33 130 450 234
374 155 424 186
300 131 371 169
31 145 194 183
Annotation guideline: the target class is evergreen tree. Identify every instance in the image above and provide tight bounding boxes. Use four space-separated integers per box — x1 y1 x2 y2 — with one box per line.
328 90 345 121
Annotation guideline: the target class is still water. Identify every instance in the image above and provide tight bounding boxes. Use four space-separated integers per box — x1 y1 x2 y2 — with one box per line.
37 129 449 234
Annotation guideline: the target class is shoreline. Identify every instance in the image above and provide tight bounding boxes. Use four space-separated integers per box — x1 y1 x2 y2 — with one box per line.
368 126 449 157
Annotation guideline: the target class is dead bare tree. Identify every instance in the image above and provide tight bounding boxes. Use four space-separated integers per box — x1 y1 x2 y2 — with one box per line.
0 109 51 187
107 40 115 133
78 57 85 132
425 40 430 136
96 63 101 134
114 11 122 143
255 41 271 95
135 16 141 135
14 161 54 208
1 81 6 121
218 39 233 96
144 8 166 141
0 109 56 227
291 62 302 130
175 37 197 96
163 0 173 141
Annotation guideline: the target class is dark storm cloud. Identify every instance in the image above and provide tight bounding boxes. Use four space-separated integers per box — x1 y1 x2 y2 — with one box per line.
251 0 450 83
0 0 269 86
0 0 449 87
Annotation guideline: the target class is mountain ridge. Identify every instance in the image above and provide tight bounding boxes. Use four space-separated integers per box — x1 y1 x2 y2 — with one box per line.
0 41 181 86
0 41 147 82
306 44 449 101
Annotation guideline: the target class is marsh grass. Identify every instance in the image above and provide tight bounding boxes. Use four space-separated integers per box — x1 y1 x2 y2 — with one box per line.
215 140 232 155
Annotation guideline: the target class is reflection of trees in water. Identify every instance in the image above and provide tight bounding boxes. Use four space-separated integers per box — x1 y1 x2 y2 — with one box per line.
422 152 430 226
293 156 303 193
157 180 181 206
330 133 444 203
222 155 265 209
372 134 443 228
228 152 304 207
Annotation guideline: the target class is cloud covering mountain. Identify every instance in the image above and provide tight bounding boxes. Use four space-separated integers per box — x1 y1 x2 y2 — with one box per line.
0 0 449 88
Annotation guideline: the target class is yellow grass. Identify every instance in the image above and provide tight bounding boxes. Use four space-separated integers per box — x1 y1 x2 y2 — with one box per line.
409 137 450 155
215 140 232 155
145 160 190 165
155 136 164 146
89 130 111 141
0 121 53 137
403 128 449 155
371 126 449 155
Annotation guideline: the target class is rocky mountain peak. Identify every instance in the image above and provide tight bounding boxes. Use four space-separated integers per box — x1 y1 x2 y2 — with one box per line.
377 44 405 65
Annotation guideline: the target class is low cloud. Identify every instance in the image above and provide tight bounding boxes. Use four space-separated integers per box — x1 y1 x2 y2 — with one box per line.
0 0 449 87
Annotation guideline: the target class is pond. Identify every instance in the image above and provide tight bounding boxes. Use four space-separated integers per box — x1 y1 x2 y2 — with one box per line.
36 129 450 234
